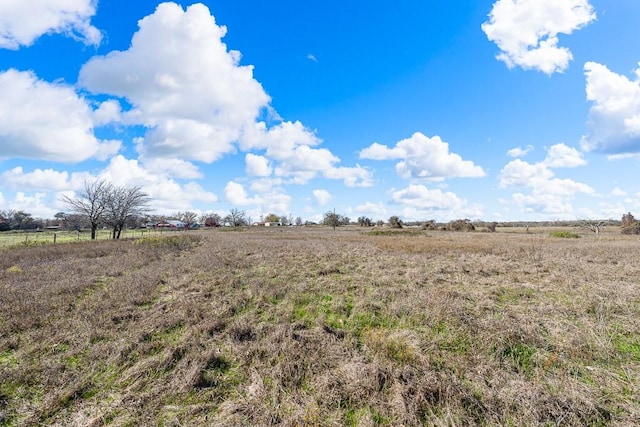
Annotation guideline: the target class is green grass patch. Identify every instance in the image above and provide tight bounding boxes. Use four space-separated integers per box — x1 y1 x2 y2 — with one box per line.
432 321 472 354
549 231 581 238
0 349 19 368
500 342 537 376
614 333 640 361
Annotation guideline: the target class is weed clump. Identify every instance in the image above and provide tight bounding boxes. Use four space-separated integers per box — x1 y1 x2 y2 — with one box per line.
549 231 580 238
5 265 22 274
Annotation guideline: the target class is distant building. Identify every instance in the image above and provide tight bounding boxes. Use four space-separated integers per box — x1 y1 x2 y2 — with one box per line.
158 220 186 229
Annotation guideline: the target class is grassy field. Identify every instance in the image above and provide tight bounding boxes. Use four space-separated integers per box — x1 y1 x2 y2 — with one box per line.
1 227 639 426
0 228 188 249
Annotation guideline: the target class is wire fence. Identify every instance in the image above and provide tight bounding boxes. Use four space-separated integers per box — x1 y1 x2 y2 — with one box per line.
0 228 191 249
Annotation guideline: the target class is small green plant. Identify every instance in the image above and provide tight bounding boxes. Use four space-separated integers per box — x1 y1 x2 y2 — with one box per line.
501 342 537 376
549 230 580 238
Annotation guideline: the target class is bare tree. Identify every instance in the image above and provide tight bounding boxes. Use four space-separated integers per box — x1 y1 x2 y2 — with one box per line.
180 211 199 228
225 208 248 227
63 214 89 232
61 180 113 239
580 219 608 235
104 185 150 239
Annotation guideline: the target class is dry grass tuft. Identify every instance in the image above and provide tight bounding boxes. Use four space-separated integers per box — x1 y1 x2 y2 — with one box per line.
1 228 639 425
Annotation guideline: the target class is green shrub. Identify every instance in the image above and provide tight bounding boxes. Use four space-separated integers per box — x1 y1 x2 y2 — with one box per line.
549 231 580 238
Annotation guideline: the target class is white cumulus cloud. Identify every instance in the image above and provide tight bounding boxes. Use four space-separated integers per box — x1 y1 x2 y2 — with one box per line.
482 0 596 74
359 132 485 180
312 189 332 206
0 0 101 49
499 154 594 215
323 165 373 188
507 145 533 158
0 69 120 162
389 184 482 221
0 167 81 191
79 2 270 163
391 185 466 211
224 181 263 206
98 155 217 211
246 153 273 177
543 143 586 168
581 61 640 154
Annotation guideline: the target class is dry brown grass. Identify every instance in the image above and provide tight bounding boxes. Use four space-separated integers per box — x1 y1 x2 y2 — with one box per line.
1 227 639 426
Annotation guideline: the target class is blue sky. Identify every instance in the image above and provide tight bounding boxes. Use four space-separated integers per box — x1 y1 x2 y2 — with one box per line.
1 0 640 223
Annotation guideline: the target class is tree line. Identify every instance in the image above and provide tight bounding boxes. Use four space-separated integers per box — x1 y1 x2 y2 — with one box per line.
3 181 637 237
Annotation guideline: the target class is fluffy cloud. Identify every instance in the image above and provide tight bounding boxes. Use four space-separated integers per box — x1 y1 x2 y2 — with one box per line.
389 184 482 221
273 146 338 182
354 202 388 220
241 121 373 186
323 166 373 187
499 159 553 187
79 2 270 163
98 155 218 211
312 189 332 206
246 154 272 177
240 121 320 155
142 158 203 180
77 3 365 189
224 181 263 206
391 185 466 211
259 191 292 214
612 187 627 197
507 145 533 158
223 181 292 214
0 69 120 162
510 192 574 215
482 0 596 74
359 132 485 180
249 178 283 194
93 100 122 126
4 192 58 218
242 121 334 182
581 62 640 153
543 143 586 168
0 0 101 49
499 148 594 215
0 167 90 192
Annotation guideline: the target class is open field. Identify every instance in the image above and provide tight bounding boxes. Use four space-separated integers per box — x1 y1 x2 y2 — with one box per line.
0 228 189 249
1 227 639 426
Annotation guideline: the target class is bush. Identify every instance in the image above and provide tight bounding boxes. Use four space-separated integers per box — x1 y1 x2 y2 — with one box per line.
388 216 403 229
621 212 640 235
549 231 580 238
446 219 475 232
421 220 437 230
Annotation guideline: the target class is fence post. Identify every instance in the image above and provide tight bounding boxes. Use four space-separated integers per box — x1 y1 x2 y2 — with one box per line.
54 233 57 245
